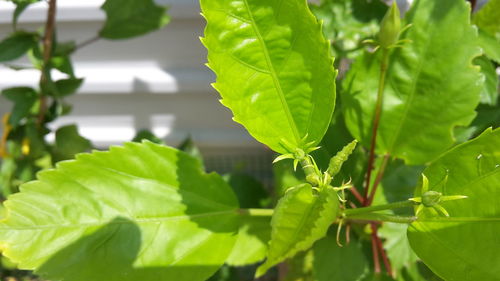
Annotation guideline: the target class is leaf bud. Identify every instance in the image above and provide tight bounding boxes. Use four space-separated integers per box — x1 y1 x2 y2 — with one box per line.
378 1 401 48
422 191 442 207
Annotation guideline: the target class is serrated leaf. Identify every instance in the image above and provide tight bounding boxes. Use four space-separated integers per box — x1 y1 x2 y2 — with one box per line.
474 56 499 106
1 87 38 126
343 0 482 164
99 0 170 39
226 215 271 266
201 0 337 154
256 184 339 277
0 32 38 62
0 142 240 281
407 128 500 281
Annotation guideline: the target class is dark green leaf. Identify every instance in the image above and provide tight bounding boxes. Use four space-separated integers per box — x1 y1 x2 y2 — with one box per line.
224 172 269 209
99 0 170 39
407 128 500 281
0 32 38 62
51 125 92 163
132 129 164 144
1 87 38 126
53 78 84 97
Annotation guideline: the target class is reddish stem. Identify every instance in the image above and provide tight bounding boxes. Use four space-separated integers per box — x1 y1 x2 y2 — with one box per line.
370 224 381 274
374 229 393 278
367 154 390 206
349 185 364 204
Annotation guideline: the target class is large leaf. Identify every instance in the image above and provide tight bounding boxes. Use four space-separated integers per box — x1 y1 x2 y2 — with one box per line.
474 56 499 106
99 0 170 39
256 184 339 277
0 142 240 281
407 128 500 281
226 215 271 266
343 0 482 164
201 0 337 154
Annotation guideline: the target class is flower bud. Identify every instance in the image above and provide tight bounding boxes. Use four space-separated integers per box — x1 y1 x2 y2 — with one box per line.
422 191 442 207
378 2 401 48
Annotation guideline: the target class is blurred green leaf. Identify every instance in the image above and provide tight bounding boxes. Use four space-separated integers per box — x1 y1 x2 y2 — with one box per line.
51 125 92 163
473 0 500 40
224 172 269 209
474 56 499 106
0 31 38 62
1 87 38 126
99 0 170 39
132 129 164 145
53 78 84 97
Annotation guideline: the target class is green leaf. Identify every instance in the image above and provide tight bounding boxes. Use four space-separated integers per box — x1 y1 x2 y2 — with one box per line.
53 78 84 97
99 0 170 39
310 0 386 60
224 172 269 209
51 125 92 163
201 0 337 154
477 29 500 63
473 0 500 39
343 0 482 164
378 223 418 275
256 184 339 277
226 215 271 266
1 87 38 126
407 128 500 281
132 129 164 144
313 232 370 281
474 56 499 106
0 32 38 62
0 142 240 281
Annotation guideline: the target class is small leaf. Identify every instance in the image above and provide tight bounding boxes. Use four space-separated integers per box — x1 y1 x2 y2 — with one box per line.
343 0 482 164
407 128 500 281
201 0 337 154
0 31 38 62
51 125 92 163
474 56 499 106
477 29 500 63
53 78 84 97
256 184 339 277
473 0 500 39
0 142 240 281
1 87 38 126
132 129 164 144
99 0 170 39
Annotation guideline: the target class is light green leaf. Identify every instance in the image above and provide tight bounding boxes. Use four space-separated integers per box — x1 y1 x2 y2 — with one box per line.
226 215 271 266
407 128 500 281
256 184 339 277
343 0 482 164
313 232 370 281
0 142 240 281
477 29 500 63
378 223 418 275
473 0 500 39
99 0 170 39
474 56 499 106
0 31 38 62
201 0 337 154
1 87 38 126
51 125 92 163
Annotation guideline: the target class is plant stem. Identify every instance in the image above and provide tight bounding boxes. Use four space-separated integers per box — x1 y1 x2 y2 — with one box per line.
238 208 274 217
343 200 415 216
75 35 100 51
374 226 393 277
37 0 57 127
370 224 381 274
349 185 364 204
363 48 390 204
346 213 417 224
367 154 390 206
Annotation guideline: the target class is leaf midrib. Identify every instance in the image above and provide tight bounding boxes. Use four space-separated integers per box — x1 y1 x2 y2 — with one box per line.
0 210 237 230
242 0 300 143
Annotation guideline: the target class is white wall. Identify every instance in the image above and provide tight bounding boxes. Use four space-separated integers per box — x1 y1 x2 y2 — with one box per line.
0 0 266 155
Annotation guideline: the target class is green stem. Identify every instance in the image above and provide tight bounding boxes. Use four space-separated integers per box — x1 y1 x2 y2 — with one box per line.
300 156 321 186
343 200 416 216
346 213 417 224
238 208 274 217
363 48 390 203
